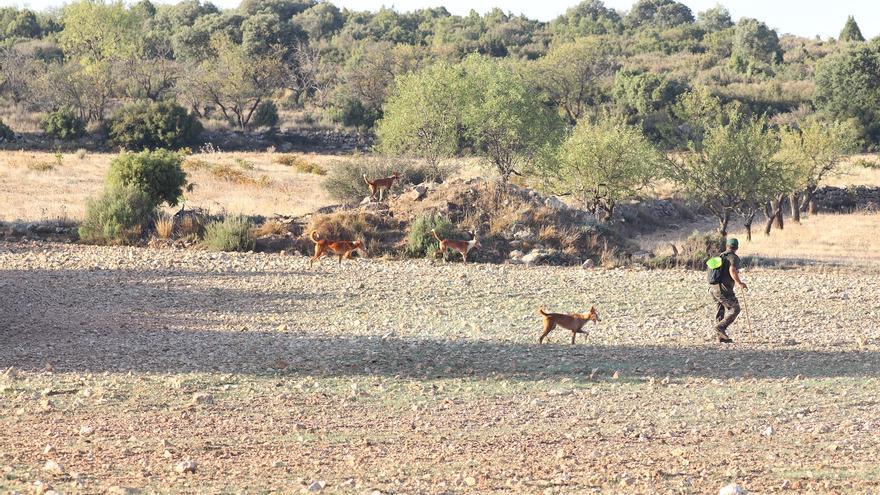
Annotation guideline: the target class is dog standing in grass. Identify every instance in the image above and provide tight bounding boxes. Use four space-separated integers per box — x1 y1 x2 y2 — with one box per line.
538 306 600 344
431 229 479 263
363 172 399 202
308 231 365 268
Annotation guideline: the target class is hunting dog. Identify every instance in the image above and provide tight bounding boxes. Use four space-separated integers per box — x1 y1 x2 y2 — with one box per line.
431 229 479 263
308 231 365 268
363 172 400 202
538 306 600 344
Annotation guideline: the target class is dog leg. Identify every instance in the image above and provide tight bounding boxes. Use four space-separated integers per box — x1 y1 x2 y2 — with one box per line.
539 320 555 344
571 332 576 345
462 251 467 264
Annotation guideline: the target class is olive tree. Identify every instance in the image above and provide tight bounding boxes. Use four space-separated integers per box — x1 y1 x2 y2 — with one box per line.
667 111 788 240
777 118 859 218
538 116 663 222
459 56 563 182
531 36 620 124
186 35 285 131
376 62 463 178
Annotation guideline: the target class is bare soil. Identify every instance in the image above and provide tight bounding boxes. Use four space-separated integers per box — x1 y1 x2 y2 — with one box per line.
2 240 879 494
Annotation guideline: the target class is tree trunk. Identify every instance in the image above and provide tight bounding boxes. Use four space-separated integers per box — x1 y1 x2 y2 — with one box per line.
789 192 801 224
773 193 785 230
763 201 778 236
743 210 757 241
718 210 730 243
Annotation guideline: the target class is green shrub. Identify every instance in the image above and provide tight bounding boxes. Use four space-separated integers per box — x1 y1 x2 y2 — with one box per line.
331 97 381 130
406 214 454 257
0 119 13 142
107 150 187 208
79 184 156 245
322 158 434 204
40 107 86 140
251 100 279 128
108 101 203 150
202 215 255 252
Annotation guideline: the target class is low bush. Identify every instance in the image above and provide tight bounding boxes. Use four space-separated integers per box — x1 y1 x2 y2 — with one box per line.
251 100 279 128
202 215 255 252
322 158 437 204
274 154 326 175
40 107 86 140
235 157 255 170
307 211 403 256
210 164 272 187
107 150 187 208
108 101 203 151
79 185 155 245
154 214 174 239
252 219 288 237
0 119 13 142
405 214 454 257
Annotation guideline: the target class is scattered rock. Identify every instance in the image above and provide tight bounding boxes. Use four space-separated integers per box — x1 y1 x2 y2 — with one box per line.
79 425 94 436
42 460 64 475
581 259 595 269
107 486 140 495
545 196 568 210
719 483 747 495
308 480 324 492
464 476 477 486
174 460 197 474
761 426 773 437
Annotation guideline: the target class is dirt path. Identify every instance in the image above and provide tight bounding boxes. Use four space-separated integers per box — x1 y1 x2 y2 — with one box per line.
2 241 879 494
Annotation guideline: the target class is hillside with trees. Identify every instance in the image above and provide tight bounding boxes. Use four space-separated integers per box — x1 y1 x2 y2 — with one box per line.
0 0 874 147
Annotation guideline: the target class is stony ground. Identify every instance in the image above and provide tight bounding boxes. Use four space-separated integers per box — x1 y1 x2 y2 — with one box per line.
2 240 880 494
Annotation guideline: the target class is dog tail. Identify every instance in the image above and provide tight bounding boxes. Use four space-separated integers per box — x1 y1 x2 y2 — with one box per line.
431 229 442 242
538 306 549 316
363 174 370 186
309 230 320 243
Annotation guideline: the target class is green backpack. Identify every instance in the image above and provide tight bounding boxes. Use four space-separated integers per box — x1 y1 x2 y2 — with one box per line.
706 255 725 285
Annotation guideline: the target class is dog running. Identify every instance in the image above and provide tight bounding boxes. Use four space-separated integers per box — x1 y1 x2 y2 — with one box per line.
538 306 600 344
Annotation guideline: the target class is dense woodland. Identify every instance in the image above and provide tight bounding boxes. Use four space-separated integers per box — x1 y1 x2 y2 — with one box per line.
0 0 877 240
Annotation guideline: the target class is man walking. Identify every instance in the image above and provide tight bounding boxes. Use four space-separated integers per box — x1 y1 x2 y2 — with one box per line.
710 238 748 343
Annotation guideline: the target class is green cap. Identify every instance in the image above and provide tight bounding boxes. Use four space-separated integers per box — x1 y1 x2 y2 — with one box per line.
726 238 739 249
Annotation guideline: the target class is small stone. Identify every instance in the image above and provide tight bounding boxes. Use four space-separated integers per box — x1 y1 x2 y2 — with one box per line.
33 481 52 494
108 486 140 495
719 483 747 495
43 444 54 455
761 426 773 437
79 425 94 436
581 259 595 269
612 371 620 379
42 460 64 475
463 476 477 486
308 480 324 492
174 460 197 474
272 460 285 468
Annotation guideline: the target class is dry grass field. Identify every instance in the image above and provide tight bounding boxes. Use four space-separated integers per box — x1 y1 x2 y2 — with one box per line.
0 151 344 222
2 150 880 494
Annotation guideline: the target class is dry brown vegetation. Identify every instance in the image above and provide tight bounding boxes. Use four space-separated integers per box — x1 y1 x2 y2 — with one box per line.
0 151 343 221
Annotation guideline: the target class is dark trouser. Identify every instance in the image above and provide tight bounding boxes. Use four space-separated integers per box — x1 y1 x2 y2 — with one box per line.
709 285 740 331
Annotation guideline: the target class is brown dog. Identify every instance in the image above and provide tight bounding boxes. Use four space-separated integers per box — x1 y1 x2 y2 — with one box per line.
363 172 399 202
308 231 365 268
431 229 479 263
538 306 600 344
